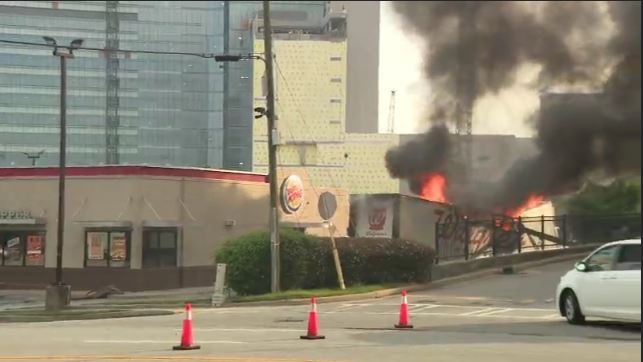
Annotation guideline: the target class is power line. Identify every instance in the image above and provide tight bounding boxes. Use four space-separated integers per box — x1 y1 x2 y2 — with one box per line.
0 38 220 58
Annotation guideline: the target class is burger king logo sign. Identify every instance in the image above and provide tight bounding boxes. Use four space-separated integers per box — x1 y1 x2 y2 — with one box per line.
280 175 304 214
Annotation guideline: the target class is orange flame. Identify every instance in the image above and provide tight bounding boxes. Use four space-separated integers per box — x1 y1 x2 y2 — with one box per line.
420 173 450 204
505 194 545 218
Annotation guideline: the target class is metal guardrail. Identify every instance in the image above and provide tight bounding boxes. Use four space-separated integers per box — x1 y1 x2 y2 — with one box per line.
434 214 641 264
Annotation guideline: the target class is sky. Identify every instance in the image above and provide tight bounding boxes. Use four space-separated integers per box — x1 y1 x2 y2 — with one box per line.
377 1 538 137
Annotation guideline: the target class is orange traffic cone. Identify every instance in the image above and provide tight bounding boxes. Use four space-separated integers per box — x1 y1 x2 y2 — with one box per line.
173 303 201 350
300 297 325 340
394 290 413 329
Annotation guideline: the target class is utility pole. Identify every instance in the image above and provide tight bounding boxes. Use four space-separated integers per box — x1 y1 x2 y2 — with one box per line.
263 0 281 293
42 36 83 310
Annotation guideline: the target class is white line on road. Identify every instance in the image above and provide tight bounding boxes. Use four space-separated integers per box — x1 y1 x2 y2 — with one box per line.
409 305 441 312
182 328 302 333
458 307 499 316
331 304 364 312
346 311 560 320
476 308 513 316
85 339 247 344
542 313 563 319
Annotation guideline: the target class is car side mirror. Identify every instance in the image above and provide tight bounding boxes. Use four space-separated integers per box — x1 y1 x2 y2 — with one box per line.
575 262 588 272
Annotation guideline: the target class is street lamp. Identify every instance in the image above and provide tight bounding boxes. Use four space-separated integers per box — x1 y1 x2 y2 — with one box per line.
215 2 281 293
43 36 83 310
23 150 45 166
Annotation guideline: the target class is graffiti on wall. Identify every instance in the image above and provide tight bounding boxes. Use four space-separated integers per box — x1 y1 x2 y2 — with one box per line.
434 207 563 261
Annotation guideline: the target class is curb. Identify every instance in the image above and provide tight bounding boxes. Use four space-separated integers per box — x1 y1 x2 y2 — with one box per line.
222 248 592 308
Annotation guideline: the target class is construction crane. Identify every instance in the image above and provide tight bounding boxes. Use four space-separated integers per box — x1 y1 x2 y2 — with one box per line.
387 90 396 133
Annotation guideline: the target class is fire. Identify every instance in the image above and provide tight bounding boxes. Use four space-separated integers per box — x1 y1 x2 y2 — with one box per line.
505 194 545 218
420 172 450 204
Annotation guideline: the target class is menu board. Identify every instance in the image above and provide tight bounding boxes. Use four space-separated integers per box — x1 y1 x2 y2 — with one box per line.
87 232 107 260
110 233 127 261
26 234 44 265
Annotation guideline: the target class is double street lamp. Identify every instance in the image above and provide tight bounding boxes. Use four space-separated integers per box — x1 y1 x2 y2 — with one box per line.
37 1 280 302
42 36 83 310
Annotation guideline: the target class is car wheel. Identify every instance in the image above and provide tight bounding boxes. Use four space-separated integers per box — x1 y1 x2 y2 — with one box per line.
562 290 585 325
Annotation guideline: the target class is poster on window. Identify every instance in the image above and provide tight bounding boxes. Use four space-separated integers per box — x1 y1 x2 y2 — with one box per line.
26 235 44 265
110 233 127 261
5 237 22 264
87 232 107 260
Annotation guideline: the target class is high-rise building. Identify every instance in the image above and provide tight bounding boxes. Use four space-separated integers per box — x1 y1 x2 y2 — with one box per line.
0 1 226 168
222 1 329 171
252 7 401 195
331 1 380 134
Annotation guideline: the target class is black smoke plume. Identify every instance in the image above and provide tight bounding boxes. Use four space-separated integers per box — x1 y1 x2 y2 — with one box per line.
385 124 451 194
385 1 641 212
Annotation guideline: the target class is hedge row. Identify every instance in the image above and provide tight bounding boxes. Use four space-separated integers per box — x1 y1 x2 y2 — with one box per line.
215 228 434 295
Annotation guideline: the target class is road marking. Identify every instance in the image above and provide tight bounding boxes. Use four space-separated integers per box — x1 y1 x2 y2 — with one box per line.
184 328 302 333
346 311 560 320
458 307 499 316
84 339 247 345
475 308 513 316
331 304 363 312
542 313 562 319
409 305 441 312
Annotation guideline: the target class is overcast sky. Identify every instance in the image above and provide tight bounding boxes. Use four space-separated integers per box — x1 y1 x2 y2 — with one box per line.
378 1 538 137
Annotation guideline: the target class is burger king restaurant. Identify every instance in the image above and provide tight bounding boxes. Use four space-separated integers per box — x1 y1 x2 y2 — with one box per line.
0 165 348 291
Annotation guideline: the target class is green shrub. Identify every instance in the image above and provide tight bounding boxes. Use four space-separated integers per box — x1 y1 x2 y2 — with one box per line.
215 228 319 295
216 230 435 295
318 237 434 286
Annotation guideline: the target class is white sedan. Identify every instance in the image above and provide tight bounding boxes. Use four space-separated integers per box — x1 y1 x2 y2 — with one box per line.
556 239 641 324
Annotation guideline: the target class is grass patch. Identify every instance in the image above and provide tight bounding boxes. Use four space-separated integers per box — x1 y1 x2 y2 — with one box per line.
232 284 396 303
0 307 174 323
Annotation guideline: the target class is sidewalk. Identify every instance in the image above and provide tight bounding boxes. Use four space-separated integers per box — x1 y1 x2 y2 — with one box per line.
0 286 213 310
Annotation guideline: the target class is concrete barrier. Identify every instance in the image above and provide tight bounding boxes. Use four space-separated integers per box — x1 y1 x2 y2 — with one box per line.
429 244 599 281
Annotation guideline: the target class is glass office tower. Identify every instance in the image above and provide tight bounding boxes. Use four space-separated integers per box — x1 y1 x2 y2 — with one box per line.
0 1 225 168
0 1 328 170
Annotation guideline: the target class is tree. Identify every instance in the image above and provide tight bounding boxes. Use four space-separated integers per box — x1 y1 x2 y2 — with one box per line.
566 179 640 215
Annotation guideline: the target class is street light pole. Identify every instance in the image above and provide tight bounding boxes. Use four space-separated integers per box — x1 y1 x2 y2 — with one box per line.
55 51 68 286
23 150 45 166
42 36 83 310
262 0 281 293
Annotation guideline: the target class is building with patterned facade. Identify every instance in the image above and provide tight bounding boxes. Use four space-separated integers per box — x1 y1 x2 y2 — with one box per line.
251 10 402 196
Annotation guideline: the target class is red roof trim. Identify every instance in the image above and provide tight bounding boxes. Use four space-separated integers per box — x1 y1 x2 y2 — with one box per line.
0 166 268 183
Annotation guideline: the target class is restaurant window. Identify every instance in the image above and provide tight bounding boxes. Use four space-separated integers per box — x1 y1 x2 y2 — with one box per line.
0 231 46 266
142 228 178 268
85 229 130 267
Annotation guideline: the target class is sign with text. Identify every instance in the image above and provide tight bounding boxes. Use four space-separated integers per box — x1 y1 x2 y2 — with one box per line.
0 210 32 220
355 197 394 238
280 175 304 214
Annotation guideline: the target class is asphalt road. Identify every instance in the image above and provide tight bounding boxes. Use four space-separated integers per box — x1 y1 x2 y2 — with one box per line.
0 260 640 362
